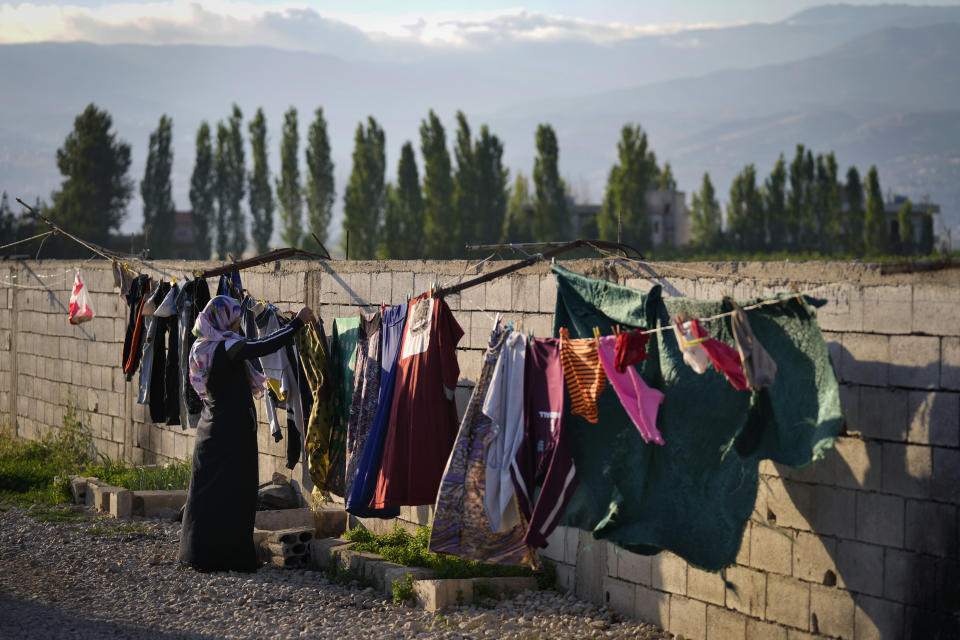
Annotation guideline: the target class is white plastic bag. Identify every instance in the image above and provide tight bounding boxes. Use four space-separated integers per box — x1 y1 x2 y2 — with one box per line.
68 270 95 324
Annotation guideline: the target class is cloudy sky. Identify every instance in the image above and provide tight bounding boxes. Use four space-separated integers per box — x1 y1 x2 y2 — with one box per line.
3 0 957 52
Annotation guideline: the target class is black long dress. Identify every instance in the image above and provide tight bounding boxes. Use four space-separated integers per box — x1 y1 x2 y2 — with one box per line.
178 317 303 572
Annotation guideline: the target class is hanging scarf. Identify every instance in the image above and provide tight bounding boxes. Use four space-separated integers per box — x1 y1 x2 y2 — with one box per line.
188 295 268 401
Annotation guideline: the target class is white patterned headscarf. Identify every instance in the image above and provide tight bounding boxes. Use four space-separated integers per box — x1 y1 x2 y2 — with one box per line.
188 295 267 400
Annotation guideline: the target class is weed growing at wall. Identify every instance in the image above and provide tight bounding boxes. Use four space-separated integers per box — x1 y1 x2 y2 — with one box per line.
344 523 554 587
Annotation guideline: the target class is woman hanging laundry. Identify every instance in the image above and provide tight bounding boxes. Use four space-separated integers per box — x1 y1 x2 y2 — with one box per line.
178 295 314 573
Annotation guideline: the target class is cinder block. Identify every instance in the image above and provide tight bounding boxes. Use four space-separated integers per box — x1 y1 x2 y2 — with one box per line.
858 387 908 441
706 605 746 640
932 447 960 504
602 576 636 618
855 491 904 547
765 574 810 630
907 391 960 447
669 595 706 640
254 508 315 532
458 282 484 311
816 284 863 333
562 526 578 565
369 272 391 307
757 477 811 532
635 585 669 628
834 539 884 597
838 384 860 433
372 563 434 593
485 279 512 311
508 276 539 313
889 335 940 389
792 531 837 585
883 548 938 605
541 525 565 563
391 272 414 305
616 548 653 585
809 485 856 539
831 437 883 492
470 311 495 349
861 285 912 335
315 508 348 538
904 500 956 557
745 618 787 640
413 578 472 612
555 563 575 592
809 584 854 638
854 595 904 640
538 275 557 313
687 565 725 606
750 524 794 575
912 284 960 337
941 337 960 390
651 551 687 594
307 537 351 568
881 443 932 499
840 334 889 386
574 529 605 603
412 272 437 301
521 313 553 338
736 522 751 566
725 565 766 618
132 490 187 516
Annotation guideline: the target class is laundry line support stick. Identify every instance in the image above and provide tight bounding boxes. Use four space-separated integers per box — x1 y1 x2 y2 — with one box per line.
198 247 329 279
17 197 118 261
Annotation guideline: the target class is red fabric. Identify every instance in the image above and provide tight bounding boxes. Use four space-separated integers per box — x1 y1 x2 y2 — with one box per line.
370 294 464 508
613 331 650 373
689 319 748 391
124 288 150 374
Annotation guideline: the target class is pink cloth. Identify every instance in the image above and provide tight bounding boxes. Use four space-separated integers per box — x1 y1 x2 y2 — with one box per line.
597 335 665 445
189 295 268 401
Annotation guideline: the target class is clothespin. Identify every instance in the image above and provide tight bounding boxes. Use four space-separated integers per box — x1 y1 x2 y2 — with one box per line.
507 321 514 332
592 326 601 344
381 300 386 313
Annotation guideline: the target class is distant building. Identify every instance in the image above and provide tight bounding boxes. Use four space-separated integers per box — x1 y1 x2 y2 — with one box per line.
885 194 940 241
571 189 690 249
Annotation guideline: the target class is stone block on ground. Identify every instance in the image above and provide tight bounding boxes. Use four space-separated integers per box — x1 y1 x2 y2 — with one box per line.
109 489 132 518
413 578 473 612
472 576 538 599
307 538 352 569
68 475 86 504
132 490 187 516
262 527 314 545
93 485 121 513
371 562 435 593
83 478 103 507
265 541 307 558
314 508 348 537
333 548 382 574
254 507 315 532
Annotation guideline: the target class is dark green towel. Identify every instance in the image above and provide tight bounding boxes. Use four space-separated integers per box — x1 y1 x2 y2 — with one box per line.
552 265 842 571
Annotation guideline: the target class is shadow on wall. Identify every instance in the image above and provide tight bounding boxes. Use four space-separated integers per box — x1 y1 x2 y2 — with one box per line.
776 342 959 639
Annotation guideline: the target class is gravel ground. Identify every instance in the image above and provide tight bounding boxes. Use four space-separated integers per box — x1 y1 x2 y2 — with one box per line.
0 505 670 640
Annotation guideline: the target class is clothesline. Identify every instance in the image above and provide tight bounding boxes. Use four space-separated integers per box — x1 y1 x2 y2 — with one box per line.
0 230 54 252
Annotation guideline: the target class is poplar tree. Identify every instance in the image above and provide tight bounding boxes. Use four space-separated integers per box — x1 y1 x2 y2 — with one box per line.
786 144 806 249
843 166 864 255
341 117 385 259
823 152 841 252
726 164 764 251
304 107 335 247
214 122 230 259
247 108 274 254
226 105 246 257
863 165 886 255
657 163 677 190
48 104 132 256
689 173 721 248
597 125 657 249
919 206 935 255
381 141 423 259
141 114 174 257
764 155 787 249
189 122 215 259
474 125 508 245
420 110 457 257
276 107 303 248
502 172 533 243
452 111 477 252
897 199 914 255
532 124 570 242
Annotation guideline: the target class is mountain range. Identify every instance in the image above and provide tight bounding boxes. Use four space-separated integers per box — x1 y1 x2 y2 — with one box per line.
1 3 958 243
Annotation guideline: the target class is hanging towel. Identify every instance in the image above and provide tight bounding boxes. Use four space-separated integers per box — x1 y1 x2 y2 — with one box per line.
551 264 842 571
728 299 778 389
558 327 606 423
597 335 665 445
328 316 361 496
429 324 538 567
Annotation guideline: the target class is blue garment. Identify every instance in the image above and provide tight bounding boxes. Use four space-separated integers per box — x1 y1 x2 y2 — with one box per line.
345 304 406 518
217 272 243 299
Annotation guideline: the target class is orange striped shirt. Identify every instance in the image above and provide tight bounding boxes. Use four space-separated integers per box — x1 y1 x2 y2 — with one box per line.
559 327 607 423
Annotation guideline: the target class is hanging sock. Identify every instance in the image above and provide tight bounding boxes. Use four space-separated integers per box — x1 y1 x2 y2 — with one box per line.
558 327 606 423
597 335 665 445
727 299 778 389
613 331 649 373
672 316 711 374
688 318 749 391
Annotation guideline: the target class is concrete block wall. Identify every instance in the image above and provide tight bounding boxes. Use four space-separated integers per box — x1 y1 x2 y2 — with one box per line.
1 258 958 638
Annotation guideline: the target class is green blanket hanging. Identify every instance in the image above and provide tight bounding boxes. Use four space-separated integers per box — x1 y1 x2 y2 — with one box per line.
552 265 842 571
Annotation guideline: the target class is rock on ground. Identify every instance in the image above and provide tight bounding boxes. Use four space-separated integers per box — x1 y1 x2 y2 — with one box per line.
0 506 671 640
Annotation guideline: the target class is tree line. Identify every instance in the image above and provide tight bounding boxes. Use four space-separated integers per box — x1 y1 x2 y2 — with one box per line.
689 145 936 256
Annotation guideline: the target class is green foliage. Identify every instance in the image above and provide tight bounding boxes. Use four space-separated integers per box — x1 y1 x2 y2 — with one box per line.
141 114 175 257
597 125 659 250
213 105 246 259
247 107 274 254
657 163 677 191
380 141 424 259
472 581 498 606
763 156 787 249
919 208 935 255
304 107 336 248
343 523 551 584
843 166 865 254
84 523 150 537
473 125 509 245
342 117 386 259
189 121 216 259
897 199 914 254
276 107 302 248
392 573 415 605
48 104 132 256
726 164 764 251
27 508 88 523
82 458 190 492
421 110 457 258
864 165 886 255
502 172 532 243
532 124 570 242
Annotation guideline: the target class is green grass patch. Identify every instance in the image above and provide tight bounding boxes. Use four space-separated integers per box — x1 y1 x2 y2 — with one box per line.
27 508 89 523
344 523 554 588
84 523 151 537
81 457 190 492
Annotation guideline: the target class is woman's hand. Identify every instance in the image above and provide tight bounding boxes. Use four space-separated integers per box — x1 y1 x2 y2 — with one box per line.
296 306 315 325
